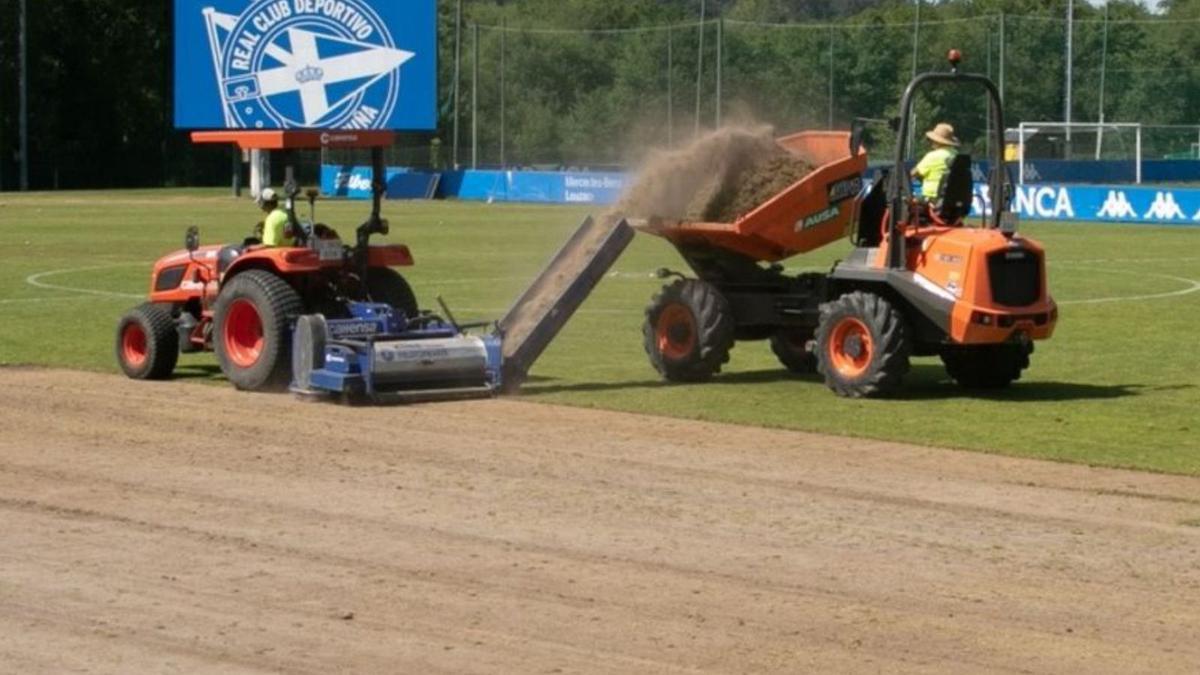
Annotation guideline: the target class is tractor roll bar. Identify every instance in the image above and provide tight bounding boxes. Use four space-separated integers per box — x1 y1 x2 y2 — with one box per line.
888 69 1008 270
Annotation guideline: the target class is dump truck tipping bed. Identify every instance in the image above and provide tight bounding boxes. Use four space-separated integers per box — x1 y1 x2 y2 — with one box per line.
497 216 635 392
638 130 867 263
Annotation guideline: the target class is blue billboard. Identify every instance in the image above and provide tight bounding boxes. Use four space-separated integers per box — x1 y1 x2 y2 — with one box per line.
174 0 437 130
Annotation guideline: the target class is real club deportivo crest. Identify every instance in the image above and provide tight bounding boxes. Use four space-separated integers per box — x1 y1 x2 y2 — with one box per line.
203 0 415 129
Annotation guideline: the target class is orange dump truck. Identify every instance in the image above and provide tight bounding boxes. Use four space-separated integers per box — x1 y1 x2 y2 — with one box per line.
635 52 1056 397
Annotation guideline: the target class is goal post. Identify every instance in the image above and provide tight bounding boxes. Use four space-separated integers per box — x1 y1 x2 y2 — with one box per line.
1016 121 1142 185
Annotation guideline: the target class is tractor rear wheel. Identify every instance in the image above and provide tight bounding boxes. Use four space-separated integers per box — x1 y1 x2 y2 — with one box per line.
115 303 178 380
941 343 1032 389
770 327 817 373
213 270 303 392
366 267 419 318
643 279 735 382
815 291 910 397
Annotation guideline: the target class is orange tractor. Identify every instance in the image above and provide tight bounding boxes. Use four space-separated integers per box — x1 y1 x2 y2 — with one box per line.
115 134 420 392
638 51 1056 397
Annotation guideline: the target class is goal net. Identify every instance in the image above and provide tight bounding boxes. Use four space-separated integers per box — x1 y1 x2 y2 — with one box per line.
1014 122 1142 184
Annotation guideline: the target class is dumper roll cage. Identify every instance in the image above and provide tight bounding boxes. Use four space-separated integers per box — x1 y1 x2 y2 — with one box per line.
882 49 1014 270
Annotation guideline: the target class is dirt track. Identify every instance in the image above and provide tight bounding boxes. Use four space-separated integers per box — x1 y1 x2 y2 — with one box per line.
2 368 1199 673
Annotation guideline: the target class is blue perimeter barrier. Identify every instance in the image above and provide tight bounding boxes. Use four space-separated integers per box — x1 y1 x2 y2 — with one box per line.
321 165 1200 226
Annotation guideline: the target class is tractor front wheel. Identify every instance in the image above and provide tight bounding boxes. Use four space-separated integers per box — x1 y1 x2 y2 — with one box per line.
643 279 735 382
941 343 1032 389
366 267 419 318
115 303 178 380
213 270 303 391
815 291 910 397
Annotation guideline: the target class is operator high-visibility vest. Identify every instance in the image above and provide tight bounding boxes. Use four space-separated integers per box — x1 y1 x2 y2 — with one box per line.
914 147 958 199
262 208 295 247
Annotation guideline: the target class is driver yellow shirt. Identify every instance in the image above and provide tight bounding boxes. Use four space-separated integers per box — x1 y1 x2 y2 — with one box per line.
913 147 958 199
262 208 295 247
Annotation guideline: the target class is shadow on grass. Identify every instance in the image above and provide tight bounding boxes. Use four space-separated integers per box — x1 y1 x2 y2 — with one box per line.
173 364 225 381
519 364 1181 402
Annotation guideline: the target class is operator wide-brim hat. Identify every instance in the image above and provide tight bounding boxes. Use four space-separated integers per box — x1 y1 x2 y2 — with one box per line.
926 123 960 147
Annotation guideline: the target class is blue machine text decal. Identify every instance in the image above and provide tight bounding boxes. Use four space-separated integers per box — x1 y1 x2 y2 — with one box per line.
175 0 436 130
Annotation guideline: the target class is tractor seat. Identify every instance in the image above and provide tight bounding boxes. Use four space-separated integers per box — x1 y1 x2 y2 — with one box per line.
936 153 974 223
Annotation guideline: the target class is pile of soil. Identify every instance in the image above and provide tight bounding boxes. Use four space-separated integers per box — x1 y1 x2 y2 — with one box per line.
703 152 814 223
612 125 814 223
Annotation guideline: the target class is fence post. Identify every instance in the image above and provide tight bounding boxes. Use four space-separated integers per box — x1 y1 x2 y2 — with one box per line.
1096 4 1109 160
715 18 723 128
999 12 1005 103
667 25 674 148
828 25 835 128
472 23 479 169
500 19 506 168
452 0 462 168
695 2 707 138
19 0 29 190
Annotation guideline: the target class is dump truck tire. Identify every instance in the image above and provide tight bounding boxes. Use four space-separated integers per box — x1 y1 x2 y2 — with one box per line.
115 303 178 380
214 270 303 392
941 343 1031 389
770 328 817 373
643 279 735 382
366 268 419 318
816 291 910 398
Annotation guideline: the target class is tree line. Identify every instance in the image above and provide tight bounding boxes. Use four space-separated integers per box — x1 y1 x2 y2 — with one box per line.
0 0 1195 190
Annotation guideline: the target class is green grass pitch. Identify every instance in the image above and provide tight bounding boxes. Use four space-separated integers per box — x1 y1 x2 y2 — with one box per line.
1 190 1198 474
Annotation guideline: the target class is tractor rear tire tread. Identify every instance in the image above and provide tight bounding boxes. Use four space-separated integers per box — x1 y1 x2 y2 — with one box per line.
213 270 304 392
643 279 735 383
941 343 1031 389
816 291 910 398
115 303 179 380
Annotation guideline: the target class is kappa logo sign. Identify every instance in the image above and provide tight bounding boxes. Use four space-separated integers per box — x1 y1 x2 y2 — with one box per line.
1096 190 1137 219
1143 191 1187 221
175 0 436 130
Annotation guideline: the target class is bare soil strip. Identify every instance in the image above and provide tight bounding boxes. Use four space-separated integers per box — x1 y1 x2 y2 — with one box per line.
1 368 1198 673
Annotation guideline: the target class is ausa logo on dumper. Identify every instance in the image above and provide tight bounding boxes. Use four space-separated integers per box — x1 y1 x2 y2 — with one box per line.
796 205 841 232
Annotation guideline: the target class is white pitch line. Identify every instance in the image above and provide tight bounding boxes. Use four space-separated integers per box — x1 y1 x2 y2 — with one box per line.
1058 268 1200 305
24 264 144 300
0 296 99 306
1052 256 1200 266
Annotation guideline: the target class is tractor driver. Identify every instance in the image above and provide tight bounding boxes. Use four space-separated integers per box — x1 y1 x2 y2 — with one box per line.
911 122 960 202
258 188 295 247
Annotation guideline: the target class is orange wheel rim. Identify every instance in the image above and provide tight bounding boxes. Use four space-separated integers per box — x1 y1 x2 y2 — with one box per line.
121 324 148 367
828 317 873 378
223 299 264 368
656 304 696 360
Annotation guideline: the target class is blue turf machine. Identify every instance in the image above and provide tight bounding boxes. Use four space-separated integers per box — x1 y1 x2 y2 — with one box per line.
290 215 635 404
291 301 503 404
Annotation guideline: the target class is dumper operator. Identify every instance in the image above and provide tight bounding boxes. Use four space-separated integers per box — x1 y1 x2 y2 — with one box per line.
911 122 960 201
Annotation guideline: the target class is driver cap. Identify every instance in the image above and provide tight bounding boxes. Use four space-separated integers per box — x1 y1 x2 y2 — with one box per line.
260 188 278 202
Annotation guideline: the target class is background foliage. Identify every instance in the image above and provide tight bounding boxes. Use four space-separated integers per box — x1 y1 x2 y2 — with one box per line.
0 0 1196 188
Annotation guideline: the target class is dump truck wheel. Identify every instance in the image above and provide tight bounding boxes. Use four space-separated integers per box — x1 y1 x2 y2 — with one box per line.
213 270 303 392
643 279 735 382
366 268 419 318
816 291 910 397
115 303 178 380
941 343 1031 389
770 328 817 373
